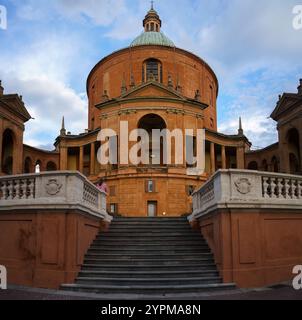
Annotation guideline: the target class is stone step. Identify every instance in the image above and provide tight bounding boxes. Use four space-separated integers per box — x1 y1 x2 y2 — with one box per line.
87 248 212 255
60 283 236 295
112 217 188 221
78 270 219 279
85 252 213 260
109 223 192 227
75 276 222 286
81 263 218 272
89 243 209 250
97 233 203 239
92 239 206 245
104 229 198 234
83 258 214 266
109 224 194 229
60 216 237 295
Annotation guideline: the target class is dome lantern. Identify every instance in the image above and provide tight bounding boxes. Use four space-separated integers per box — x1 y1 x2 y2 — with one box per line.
143 1 162 32
130 3 174 48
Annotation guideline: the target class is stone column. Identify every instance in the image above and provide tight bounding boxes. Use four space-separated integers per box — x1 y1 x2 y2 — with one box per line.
210 142 216 174
0 127 3 173
278 128 290 173
60 146 68 170
221 145 226 169
236 146 245 169
90 142 95 175
13 130 24 174
299 125 302 171
79 146 84 173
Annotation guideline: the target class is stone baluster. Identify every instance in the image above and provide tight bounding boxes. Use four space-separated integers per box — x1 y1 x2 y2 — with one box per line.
298 181 302 199
292 180 298 199
27 179 35 199
276 178 282 198
263 177 270 198
0 181 6 200
20 180 26 199
15 179 21 199
7 180 14 200
284 179 290 199
271 178 277 199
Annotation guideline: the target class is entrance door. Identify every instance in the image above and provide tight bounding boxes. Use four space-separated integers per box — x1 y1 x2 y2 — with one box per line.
147 201 157 217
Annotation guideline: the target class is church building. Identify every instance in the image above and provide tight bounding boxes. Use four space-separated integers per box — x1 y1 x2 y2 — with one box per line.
0 5 301 217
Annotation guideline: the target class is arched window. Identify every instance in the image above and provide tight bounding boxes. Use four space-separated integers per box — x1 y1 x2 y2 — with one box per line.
248 161 258 171
24 157 33 174
287 128 300 174
271 156 279 173
35 160 42 173
142 59 162 83
289 153 300 175
262 159 268 172
138 114 166 166
2 129 14 175
46 161 57 171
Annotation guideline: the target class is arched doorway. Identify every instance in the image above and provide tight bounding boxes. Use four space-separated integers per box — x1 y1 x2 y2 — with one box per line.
248 161 258 170
289 153 300 175
271 156 279 173
46 161 57 171
262 159 268 172
24 157 33 174
2 129 15 175
35 160 42 173
287 128 300 174
138 114 167 166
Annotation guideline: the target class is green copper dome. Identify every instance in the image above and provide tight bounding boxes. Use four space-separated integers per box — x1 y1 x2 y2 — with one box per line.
131 31 175 48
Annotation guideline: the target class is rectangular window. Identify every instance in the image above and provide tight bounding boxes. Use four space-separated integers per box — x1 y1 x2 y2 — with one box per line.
148 180 154 193
146 180 156 193
146 60 159 81
110 204 117 214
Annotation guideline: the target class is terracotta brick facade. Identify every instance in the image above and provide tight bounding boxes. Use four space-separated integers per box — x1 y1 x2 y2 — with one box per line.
1 10 300 218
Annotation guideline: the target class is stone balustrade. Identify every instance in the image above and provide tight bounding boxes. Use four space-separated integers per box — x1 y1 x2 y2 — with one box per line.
190 169 302 220
0 171 112 222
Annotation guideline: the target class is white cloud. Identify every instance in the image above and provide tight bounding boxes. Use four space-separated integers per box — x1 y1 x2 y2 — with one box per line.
163 0 302 148
55 0 128 26
3 0 302 151
0 32 88 149
1 74 87 149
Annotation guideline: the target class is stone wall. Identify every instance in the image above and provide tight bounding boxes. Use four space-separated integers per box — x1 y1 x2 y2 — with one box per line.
191 169 302 288
0 171 112 289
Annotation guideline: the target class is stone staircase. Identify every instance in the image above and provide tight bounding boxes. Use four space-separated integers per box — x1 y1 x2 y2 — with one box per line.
61 217 236 296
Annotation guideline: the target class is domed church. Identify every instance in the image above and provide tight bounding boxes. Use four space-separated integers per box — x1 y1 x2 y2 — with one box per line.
8 4 298 218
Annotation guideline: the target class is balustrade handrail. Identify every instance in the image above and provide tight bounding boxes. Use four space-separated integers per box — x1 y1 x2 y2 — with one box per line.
191 169 302 220
0 171 112 222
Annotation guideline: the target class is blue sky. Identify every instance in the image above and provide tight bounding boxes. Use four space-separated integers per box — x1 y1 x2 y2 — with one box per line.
0 0 301 150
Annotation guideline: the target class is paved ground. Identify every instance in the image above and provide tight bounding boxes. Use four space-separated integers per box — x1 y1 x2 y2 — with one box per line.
0 283 302 300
